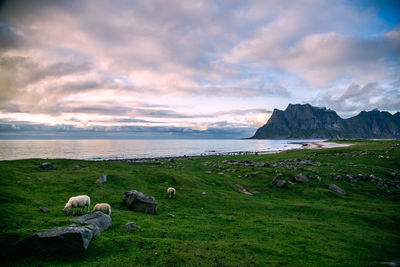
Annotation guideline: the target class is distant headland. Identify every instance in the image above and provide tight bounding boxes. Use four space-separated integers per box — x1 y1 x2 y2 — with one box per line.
250 104 400 139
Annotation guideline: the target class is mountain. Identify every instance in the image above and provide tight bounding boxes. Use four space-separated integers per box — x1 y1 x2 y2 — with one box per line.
250 104 400 139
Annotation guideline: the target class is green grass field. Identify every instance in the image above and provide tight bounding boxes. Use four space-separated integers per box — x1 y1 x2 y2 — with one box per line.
0 140 399 266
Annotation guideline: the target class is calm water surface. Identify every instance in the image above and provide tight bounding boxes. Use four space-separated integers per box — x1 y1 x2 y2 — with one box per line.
0 139 319 160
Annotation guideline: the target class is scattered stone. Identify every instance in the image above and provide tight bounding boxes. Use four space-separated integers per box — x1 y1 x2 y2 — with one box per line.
168 158 176 163
270 174 287 187
205 171 212 174
123 190 157 214
17 224 97 252
328 184 347 195
125 222 139 230
70 211 112 232
252 191 261 194
167 212 175 217
232 184 252 195
73 164 86 170
293 173 309 183
39 162 56 170
202 192 206 195
39 207 50 213
95 173 107 183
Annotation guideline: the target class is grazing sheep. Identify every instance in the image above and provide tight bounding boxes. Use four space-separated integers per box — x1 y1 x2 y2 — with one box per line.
91 203 112 215
378 155 384 158
64 195 90 214
167 187 176 198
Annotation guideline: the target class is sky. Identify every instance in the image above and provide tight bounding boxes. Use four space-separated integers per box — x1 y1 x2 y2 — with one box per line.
0 0 399 139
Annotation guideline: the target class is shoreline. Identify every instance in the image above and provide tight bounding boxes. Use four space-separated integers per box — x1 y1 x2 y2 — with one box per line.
0 141 354 162
107 141 353 163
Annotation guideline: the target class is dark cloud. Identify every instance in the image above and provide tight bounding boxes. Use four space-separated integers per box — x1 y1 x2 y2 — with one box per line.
0 21 20 49
0 121 255 139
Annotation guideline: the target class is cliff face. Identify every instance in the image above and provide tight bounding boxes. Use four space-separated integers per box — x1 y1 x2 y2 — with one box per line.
250 104 400 139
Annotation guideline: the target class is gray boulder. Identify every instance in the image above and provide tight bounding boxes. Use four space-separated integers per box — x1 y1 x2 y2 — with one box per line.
293 173 309 183
123 190 157 214
328 184 347 195
17 224 97 252
70 211 112 232
95 173 107 183
39 162 56 170
125 221 139 230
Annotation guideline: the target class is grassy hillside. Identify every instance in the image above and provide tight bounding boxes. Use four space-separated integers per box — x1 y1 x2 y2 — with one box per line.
0 140 399 266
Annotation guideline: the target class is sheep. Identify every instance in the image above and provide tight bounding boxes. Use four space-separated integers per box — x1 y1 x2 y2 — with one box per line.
64 195 90 214
378 155 384 158
167 187 176 198
91 203 112 215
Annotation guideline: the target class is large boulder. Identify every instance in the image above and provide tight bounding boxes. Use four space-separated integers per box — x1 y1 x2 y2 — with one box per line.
70 211 112 231
123 190 157 214
328 184 347 195
17 224 97 252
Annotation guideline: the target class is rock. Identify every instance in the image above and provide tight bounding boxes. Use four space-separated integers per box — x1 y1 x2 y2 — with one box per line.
17 224 97 252
202 192 206 195
70 211 112 232
74 164 86 170
168 158 176 163
40 207 50 213
95 173 107 183
270 175 287 187
328 184 347 195
379 259 400 266
123 190 157 214
205 171 212 174
125 222 139 230
167 212 175 217
39 162 56 170
293 173 309 183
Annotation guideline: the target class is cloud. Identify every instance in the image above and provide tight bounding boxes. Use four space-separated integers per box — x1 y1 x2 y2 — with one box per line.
314 82 400 117
0 121 256 139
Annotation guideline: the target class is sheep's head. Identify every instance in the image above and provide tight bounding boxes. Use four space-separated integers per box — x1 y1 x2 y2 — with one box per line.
64 203 71 214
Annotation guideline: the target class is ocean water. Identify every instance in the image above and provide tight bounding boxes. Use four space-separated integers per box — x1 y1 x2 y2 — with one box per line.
0 139 320 160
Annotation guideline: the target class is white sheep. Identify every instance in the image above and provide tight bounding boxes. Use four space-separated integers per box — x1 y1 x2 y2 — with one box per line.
167 187 176 198
91 203 112 215
64 195 91 214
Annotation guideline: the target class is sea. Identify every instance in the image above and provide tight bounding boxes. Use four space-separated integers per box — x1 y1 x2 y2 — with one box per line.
0 139 321 161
